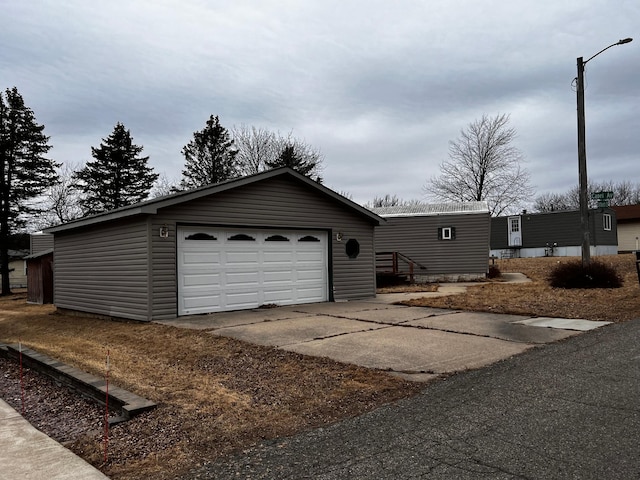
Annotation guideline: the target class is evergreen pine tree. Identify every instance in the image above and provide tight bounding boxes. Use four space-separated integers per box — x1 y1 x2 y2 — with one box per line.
75 123 158 214
265 140 323 182
0 87 58 295
179 115 238 189
266 144 315 176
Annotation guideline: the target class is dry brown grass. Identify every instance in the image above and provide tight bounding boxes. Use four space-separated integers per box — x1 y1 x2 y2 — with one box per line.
3 254 637 478
377 283 440 294
0 296 422 479
403 254 640 322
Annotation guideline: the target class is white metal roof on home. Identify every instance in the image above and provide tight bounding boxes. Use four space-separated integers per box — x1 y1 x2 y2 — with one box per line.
370 201 489 217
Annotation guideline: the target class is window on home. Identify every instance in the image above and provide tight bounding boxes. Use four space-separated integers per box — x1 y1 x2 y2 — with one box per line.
603 214 612 231
438 226 456 240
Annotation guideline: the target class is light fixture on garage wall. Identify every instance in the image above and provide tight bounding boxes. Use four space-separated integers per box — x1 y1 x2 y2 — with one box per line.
336 232 343 242
159 225 169 238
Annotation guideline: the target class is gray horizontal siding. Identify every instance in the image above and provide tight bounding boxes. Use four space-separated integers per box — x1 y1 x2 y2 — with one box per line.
376 213 490 275
30 233 54 255
150 176 376 319
591 209 618 246
54 218 150 321
491 209 618 250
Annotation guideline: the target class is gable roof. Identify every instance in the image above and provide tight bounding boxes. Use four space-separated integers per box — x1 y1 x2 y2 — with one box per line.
370 201 489 218
44 167 382 234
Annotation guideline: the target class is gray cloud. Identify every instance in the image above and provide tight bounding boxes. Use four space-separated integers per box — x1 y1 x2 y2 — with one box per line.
2 0 639 206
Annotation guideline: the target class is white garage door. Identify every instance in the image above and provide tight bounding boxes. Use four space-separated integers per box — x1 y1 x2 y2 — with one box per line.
178 227 328 315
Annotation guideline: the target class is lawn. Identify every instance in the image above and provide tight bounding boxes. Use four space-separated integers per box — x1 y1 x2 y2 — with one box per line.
0 296 422 479
402 254 640 322
1 253 638 478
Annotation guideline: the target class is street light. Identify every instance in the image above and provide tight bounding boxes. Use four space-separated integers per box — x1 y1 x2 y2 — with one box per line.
576 37 632 267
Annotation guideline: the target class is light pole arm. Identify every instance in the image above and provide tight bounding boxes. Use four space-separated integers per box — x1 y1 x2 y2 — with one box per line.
584 38 633 65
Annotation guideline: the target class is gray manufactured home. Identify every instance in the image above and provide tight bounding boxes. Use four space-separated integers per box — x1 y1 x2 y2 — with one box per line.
371 202 491 282
44 168 382 321
490 209 618 258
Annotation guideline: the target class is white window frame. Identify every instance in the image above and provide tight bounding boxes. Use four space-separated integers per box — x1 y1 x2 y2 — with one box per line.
441 226 453 240
603 213 612 231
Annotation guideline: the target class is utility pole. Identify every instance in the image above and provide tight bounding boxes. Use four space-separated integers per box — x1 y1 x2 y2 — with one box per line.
576 56 589 267
575 38 632 267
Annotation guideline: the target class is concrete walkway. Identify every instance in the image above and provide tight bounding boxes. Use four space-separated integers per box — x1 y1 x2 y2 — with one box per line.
0 399 108 480
159 277 610 382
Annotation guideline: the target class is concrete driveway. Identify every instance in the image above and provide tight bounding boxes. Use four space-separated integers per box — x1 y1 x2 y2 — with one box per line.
157 296 610 382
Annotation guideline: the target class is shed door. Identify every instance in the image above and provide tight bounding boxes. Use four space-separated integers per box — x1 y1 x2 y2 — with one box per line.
508 216 522 246
178 227 328 315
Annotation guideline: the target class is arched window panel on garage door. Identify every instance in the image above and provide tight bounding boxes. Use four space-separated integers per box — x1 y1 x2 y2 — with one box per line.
228 233 256 241
299 235 321 242
265 234 290 242
185 232 217 241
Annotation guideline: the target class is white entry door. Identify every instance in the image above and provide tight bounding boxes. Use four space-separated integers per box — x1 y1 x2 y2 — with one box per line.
177 227 328 315
507 216 522 246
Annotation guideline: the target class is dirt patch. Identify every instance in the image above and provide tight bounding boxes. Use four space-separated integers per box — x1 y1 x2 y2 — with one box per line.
377 283 440 294
401 254 640 322
0 296 423 479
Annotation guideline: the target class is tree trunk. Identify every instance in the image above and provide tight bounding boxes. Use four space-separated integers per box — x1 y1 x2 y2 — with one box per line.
0 216 11 296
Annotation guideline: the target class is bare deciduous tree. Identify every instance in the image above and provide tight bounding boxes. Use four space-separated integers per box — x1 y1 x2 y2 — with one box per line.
231 125 277 176
534 180 640 212
531 192 575 212
366 194 403 208
424 113 533 216
28 162 85 230
232 126 324 180
363 195 423 209
149 173 180 199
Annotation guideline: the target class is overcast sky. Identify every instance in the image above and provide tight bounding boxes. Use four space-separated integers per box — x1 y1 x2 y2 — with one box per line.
2 1 639 205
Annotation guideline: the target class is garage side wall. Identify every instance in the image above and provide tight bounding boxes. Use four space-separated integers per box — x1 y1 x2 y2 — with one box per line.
30 233 54 255
150 176 376 320
53 218 151 321
376 213 490 277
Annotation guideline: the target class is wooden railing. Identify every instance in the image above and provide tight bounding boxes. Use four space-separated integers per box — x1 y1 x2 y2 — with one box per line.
375 251 427 283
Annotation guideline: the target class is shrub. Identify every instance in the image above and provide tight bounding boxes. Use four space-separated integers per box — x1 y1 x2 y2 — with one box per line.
548 259 623 289
487 265 501 279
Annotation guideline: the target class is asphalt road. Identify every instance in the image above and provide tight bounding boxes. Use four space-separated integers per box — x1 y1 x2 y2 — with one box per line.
190 317 640 479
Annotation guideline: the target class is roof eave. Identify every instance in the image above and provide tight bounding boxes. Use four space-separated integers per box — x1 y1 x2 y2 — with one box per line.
43 206 155 233
42 168 383 233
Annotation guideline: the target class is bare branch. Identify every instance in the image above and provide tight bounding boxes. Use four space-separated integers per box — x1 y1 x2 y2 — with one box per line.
424 114 533 215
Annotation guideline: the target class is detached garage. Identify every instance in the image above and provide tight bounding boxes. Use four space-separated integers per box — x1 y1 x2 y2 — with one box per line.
44 168 382 321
